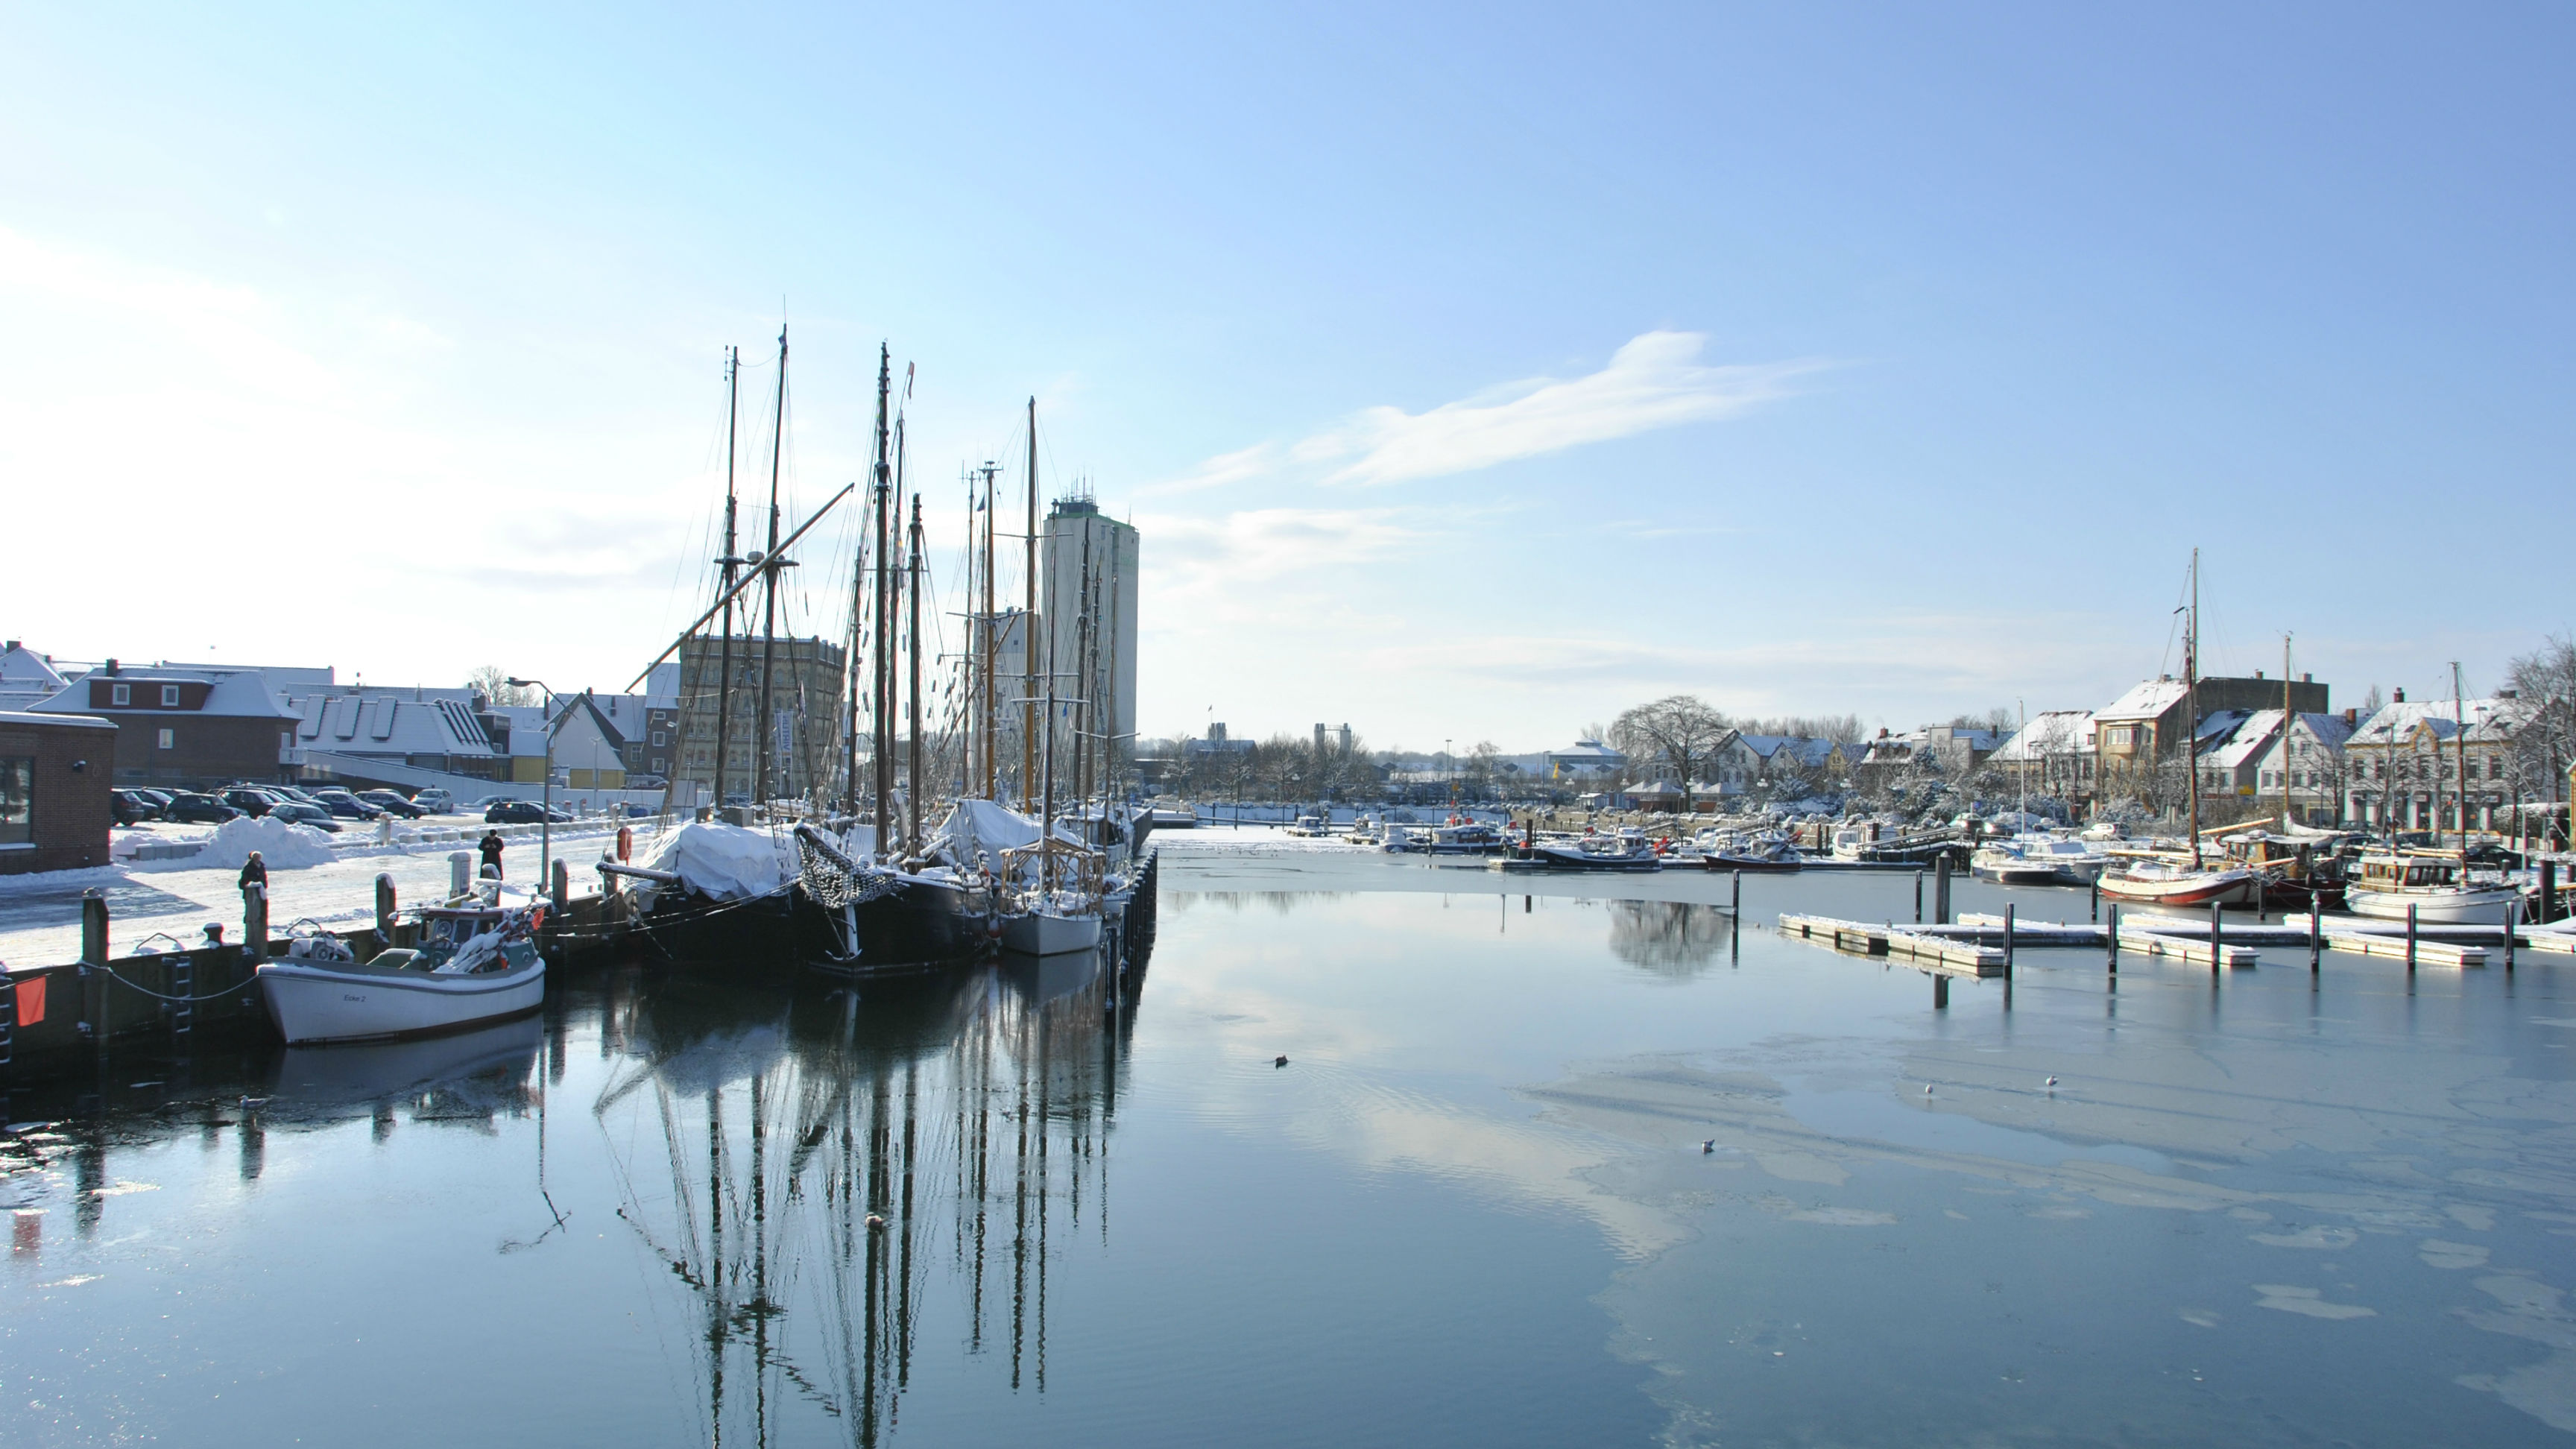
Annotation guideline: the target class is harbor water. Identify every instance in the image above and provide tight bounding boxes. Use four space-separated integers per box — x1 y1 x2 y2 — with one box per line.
6 831 2575 1445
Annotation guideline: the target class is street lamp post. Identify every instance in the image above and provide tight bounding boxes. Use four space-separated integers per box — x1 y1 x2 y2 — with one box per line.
507 676 555 889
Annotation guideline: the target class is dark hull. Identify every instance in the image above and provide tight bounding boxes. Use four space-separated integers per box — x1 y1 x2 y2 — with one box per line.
1523 846 1662 872
790 876 997 976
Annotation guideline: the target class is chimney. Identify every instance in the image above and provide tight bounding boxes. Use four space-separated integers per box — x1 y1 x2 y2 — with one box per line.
2344 708 2357 727
2394 687 2406 703
2300 672 2313 684
2255 669 2264 679
104 657 119 676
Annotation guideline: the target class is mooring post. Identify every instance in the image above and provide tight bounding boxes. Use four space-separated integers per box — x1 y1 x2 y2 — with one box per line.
2106 903 2119 973
2089 874 2099 923
449 850 472 900
2407 902 2419 974
1934 853 1952 925
243 882 268 960
2308 900 2321 974
2543 860 2558 924
551 858 570 913
1933 973 1948 1009
1915 871 1925 924
2209 897 2223 978
81 888 109 967
375 873 397 941
2504 898 2517 973
1731 870 1742 917
2004 903 2015 978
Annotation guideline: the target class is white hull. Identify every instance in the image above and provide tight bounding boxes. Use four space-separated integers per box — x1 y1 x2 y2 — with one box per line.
2098 867 2261 908
257 957 546 1045
2346 888 2517 926
1001 909 1103 956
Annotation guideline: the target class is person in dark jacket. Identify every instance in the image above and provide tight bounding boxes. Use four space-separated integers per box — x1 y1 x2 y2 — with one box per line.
238 851 267 892
479 830 506 880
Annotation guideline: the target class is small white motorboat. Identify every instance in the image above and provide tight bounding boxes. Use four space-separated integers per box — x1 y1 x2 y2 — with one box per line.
256 903 546 1046
1970 843 2059 886
2344 851 2519 926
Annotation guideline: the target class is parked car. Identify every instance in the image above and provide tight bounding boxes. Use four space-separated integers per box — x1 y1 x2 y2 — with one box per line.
626 774 669 790
311 789 385 821
221 787 283 817
112 789 163 818
485 801 574 824
357 789 427 818
132 788 176 809
111 790 159 826
265 801 344 833
616 802 655 818
163 792 246 824
412 789 458 812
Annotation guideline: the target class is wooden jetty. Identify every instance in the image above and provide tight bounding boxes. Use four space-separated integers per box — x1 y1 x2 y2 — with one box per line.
1777 915 2006 976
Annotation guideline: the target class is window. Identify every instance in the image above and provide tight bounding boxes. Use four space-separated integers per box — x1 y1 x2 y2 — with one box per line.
157 728 175 751
651 731 666 747
0 756 30 845
161 684 180 707
111 683 130 706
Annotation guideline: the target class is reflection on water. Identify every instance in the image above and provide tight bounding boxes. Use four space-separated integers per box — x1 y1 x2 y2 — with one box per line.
594 950 1131 1447
1165 890 1353 915
1604 901 1732 979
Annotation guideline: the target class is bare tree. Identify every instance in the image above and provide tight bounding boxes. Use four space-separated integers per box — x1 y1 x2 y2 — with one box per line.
1611 695 1731 813
2508 634 2576 842
468 666 534 707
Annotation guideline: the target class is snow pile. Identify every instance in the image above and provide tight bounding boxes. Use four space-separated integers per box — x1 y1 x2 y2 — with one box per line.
644 821 800 901
192 814 341 871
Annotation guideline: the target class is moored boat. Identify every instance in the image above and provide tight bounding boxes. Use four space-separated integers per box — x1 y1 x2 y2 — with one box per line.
2343 851 2517 925
256 903 546 1045
2096 855 2261 908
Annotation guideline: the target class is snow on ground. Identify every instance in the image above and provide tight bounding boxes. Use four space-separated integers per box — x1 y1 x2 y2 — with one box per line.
0 821 654 968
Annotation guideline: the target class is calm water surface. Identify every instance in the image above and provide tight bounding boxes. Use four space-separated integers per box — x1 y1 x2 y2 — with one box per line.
6 839 2575 1446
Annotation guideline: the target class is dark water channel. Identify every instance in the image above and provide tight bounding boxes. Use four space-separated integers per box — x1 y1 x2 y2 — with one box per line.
6 848 2576 1446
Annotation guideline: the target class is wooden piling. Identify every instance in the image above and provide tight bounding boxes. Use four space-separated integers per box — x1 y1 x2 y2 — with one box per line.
2308 901 2320 973
2407 903 2418 973
243 884 268 960
2209 898 2223 979
2543 860 2558 925
1915 871 1924 924
2004 903 2015 977
376 873 397 941
2504 900 2517 973
1933 974 1948 1008
551 859 570 912
2106 903 2118 973
1934 853 1952 925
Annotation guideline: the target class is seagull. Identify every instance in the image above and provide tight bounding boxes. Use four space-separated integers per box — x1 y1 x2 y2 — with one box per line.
2045 1075 2059 1088
1702 1140 1717 1154
865 1213 886 1231
1275 1055 1289 1068
1923 1084 1935 1096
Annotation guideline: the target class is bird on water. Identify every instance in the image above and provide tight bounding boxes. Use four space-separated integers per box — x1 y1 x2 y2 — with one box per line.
1702 1140 1717 1154
1922 1084 1934 1096
1275 1055 1289 1068
2045 1075 2058 1088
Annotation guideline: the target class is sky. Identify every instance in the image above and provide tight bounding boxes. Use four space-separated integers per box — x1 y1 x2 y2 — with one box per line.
2 3 2569 754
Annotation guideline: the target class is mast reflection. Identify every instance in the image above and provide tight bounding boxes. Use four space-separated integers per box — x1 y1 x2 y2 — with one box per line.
595 945 1146 1448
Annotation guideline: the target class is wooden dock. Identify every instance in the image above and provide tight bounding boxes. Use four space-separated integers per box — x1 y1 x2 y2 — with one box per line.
1777 915 2006 976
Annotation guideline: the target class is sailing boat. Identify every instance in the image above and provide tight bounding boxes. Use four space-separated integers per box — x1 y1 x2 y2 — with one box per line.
2098 550 2262 909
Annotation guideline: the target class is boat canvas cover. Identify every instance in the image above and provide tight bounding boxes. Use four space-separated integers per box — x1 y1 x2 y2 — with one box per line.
935 799 1080 872
644 821 800 901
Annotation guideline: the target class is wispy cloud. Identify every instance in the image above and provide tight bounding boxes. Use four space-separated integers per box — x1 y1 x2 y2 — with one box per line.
1144 331 1822 496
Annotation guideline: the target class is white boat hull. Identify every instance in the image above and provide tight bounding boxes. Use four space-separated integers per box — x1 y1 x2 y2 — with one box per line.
257 957 546 1045
2346 888 2517 926
1001 909 1104 956
2098 868 2261 908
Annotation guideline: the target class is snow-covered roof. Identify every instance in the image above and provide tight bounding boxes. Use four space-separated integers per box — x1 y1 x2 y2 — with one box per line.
1550 737 1626 763
2201 713 2276 769
2096 678 2191 723
30 666 297 719
294 692 501 757
2348 697 2510 748
1989 710 2095 763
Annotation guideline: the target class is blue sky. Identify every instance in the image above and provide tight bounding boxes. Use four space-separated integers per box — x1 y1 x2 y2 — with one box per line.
3 3 2567 751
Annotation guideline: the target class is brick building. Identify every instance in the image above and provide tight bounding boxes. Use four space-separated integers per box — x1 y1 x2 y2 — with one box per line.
0 710 116 875
29 660 302 789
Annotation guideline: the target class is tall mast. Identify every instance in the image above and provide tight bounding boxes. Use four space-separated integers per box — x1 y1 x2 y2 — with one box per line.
1022 397 1038 811
2282 635 2294 827
868 344 894 853
714 346 742 812
1075 518 1096 808
2453 660 2468 849
2185 548 2200 864
907 494 926 853
754 326 788 807
981 462 998 799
